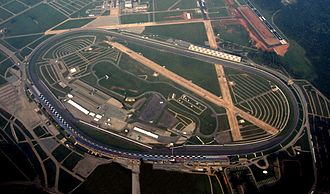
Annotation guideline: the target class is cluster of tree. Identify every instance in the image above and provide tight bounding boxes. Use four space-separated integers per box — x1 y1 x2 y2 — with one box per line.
252 0 330 97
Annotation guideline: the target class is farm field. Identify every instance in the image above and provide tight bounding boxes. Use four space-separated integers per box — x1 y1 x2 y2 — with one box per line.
143 23 207 46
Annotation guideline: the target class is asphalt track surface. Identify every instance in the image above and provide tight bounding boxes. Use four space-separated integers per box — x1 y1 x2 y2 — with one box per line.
27 29 300 160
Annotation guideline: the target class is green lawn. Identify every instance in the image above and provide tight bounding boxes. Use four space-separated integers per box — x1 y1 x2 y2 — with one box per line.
4 34 42 49
3 0 28 14
0 4 67 36
18 0 42 6
0 58 14 76
172 0 198 9
120 13 150 24
0 76 7 86
51 144 71 162
58 169 81 193
73 163 131 194
0 7 12 20
53 18 95 30
140 163 211 194
126 42 221 96
281 40 316 80
207 0 226 7
212 23 251 46
208 7 229 17
62 152 82 170
154 0 178 11
0 0 10 6
0 51 7 62
44 158 56 188
143 22 207 45
154 10 202 21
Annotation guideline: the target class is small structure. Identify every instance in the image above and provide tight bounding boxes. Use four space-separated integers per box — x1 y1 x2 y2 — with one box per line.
125 0 133 8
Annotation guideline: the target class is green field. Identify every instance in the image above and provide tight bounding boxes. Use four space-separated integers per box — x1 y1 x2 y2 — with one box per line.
0 7 12 20
52 144 71 162
0 51 7 62
0 76 6 86
208 7 229 17
33 126 46 137
3 0 28 14
0 58 13 76
171 0 198 9
58 169 81 193
140 163 212 194
212 22 251 46
281 40 315 79
0 4 67 36
73 163 131 194
62 152 82 170
126 42 221 96
207 0 226 7
28 35 53 49
153 0 178 11
34 144 48 160
91 55 197 101
120 10 202 24
19 47 33 57
4 34 42 49
53 18 95 30
0 0 10 5
154 10 202 21
19 0 42 6
44 158 56 188
237 0 247 5
120 13 150 24
143 22 207 45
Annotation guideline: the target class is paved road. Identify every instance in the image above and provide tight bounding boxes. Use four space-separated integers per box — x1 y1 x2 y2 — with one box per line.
27 29 301 160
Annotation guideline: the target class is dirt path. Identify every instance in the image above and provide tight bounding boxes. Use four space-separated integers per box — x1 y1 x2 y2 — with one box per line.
204 20 218 49
110 7 120 16
215 64 242 141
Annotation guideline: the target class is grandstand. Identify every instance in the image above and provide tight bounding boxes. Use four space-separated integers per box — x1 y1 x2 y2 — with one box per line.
188 45 241 62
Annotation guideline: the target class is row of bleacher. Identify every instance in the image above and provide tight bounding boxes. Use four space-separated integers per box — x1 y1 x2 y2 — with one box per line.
188 45 241 62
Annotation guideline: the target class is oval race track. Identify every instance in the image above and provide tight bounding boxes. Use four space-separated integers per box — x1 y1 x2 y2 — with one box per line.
27 29 302 161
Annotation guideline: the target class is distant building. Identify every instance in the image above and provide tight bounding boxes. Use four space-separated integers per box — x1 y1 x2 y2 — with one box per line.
125 0 132 8
135 4 148 11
